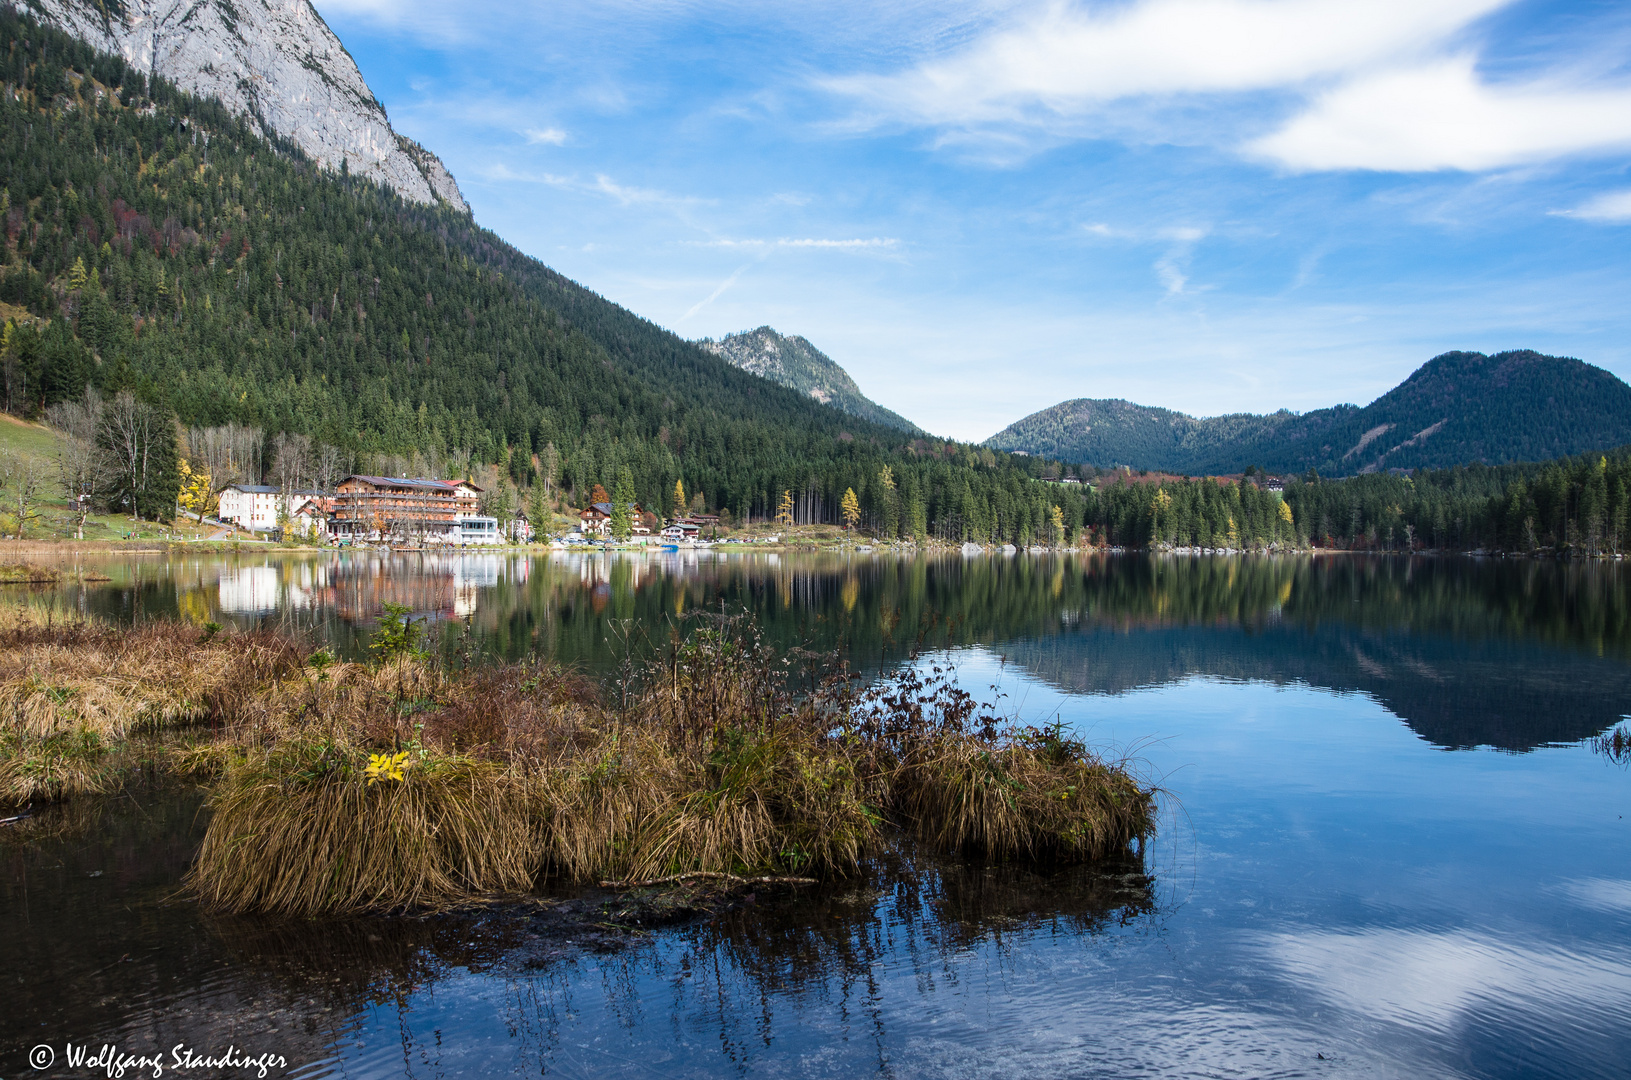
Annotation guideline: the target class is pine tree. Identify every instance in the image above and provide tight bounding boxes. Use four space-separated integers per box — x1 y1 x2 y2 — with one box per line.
876 465 898 538
611 466 636 540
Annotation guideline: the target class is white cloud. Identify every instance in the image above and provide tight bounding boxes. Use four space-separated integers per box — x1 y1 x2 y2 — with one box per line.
1552 189 1631 223
524 127 568 145
692 237 900 250
1249 56 1631 171
825 0 1509 127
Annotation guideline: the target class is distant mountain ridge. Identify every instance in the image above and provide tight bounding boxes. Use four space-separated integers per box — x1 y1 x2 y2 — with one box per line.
987 350 1631 475
25 0 468 210
698 326 921 433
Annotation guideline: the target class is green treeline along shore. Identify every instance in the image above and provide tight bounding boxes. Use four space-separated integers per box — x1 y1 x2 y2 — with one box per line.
0 605 1156 915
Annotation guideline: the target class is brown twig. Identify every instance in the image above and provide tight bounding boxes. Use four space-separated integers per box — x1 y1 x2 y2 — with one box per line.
597 870 817 889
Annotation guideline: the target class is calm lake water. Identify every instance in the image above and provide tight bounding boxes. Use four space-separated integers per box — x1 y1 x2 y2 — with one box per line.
3 550 1629 1079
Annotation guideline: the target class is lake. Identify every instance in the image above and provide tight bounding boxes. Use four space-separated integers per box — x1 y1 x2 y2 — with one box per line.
3 550 1628 1079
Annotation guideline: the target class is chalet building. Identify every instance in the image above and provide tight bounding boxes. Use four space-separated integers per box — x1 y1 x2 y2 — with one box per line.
661 521 701 541
218 484 322 533
290 498 331 539
579 501 647 536
328 476 484 542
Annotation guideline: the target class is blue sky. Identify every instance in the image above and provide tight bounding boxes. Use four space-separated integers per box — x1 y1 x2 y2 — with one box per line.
314 0 1631 442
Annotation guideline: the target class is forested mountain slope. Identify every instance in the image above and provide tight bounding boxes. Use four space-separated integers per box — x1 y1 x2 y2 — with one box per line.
988 351 1631 477
0 8 1091 541
25 0 467 210
698 326 920 433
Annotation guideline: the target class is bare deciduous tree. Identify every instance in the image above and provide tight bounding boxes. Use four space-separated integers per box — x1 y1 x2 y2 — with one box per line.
45 389 104 539
313 442 348 497
0 450 49 539
99 392 167 520
187 422 263 497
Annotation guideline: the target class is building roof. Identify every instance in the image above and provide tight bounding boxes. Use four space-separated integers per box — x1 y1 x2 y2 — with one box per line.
224 485 326 495
342 475 483 493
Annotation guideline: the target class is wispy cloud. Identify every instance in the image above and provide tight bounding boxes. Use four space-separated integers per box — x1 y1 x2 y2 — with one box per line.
819 0 1631 174
681 264 750 321
689 237 900 250
593 174 711 209
1248 57 1631 171
824 0 1509 129
473 165 710 211
1551 189 1631 223
524 126 568 145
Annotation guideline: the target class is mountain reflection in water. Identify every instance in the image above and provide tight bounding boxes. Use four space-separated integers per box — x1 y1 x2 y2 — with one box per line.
35 550 1631 751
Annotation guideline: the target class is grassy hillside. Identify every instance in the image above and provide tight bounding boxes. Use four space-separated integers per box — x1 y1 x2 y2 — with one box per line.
988 351 1631 477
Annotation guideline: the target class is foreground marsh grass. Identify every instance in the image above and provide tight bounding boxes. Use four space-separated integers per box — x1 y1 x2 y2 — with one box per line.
0 609 1158 915
0 610 305 803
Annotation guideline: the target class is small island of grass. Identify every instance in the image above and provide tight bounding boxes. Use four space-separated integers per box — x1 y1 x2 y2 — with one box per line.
0 606 1157 917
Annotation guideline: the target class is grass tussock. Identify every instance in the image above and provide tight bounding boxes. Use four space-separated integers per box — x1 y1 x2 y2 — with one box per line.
0 562 63 584
0 609 305 805
0 605 1159 915
192 744 539 916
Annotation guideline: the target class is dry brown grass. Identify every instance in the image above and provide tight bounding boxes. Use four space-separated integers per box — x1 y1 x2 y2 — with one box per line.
0 607 1159 915
0 610 306 805
0 613 305 741
0 563 63 584
190 744 539 916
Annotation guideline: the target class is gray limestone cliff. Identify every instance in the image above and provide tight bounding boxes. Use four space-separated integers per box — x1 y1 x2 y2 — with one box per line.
24 0 468 211
699 326 921 434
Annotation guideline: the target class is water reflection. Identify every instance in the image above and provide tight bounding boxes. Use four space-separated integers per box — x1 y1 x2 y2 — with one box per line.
20 551 1631 751
4 551 1630 1079
0 788 1157 1080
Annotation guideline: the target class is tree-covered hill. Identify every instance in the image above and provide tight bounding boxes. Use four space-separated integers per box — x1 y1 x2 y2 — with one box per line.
987 350 1631 477
0 6 1092 538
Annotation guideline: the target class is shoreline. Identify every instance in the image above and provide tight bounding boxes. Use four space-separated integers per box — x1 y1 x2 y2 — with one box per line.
4 536 1624 562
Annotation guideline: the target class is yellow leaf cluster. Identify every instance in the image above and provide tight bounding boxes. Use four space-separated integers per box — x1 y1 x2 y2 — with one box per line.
364 751 411 785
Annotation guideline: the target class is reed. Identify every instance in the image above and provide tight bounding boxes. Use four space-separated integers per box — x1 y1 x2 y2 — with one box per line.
0 727 117 804
0 614 305 741
0 605 1159 915
0 563 62 584
189 742 539 916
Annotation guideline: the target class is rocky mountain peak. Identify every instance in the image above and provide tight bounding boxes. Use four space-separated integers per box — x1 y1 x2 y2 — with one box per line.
698 326 922 434
25 0 468 211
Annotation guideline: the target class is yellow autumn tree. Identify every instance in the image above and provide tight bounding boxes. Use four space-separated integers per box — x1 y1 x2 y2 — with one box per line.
177 459 213 519
775 490 795 528
672 478 686 517
1049 505 1065 547
840 487 861 531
